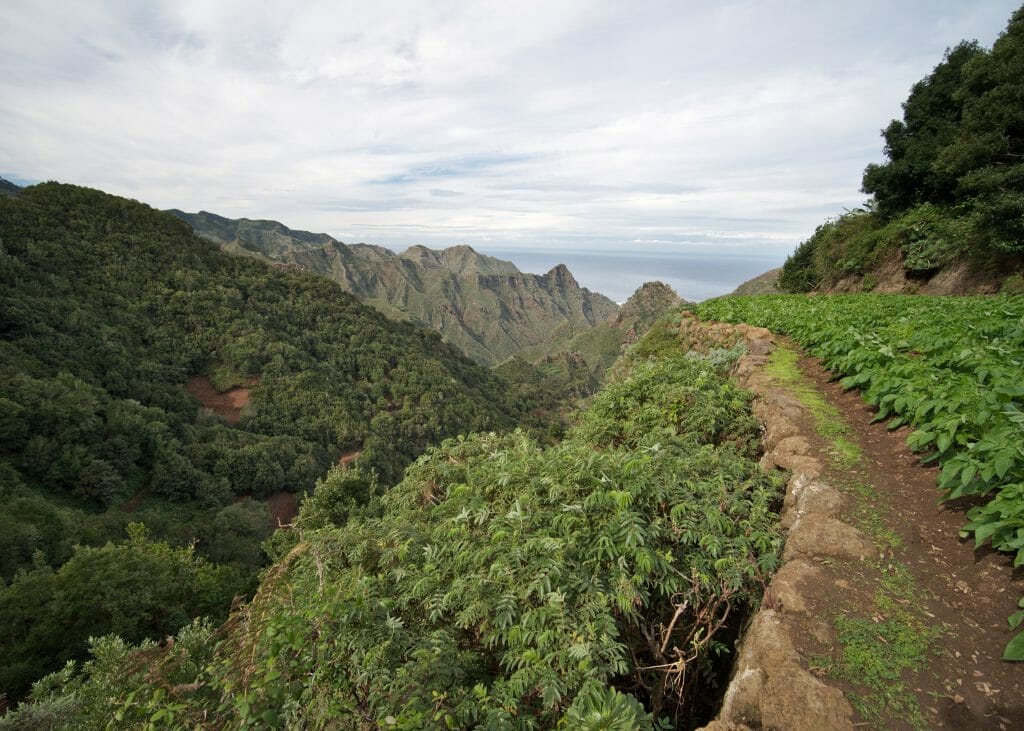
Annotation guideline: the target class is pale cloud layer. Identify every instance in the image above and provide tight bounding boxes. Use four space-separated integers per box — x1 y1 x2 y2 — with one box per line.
1 1 1019 256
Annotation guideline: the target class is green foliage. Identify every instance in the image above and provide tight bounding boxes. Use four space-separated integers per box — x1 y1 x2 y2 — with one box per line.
828 564 943 730
0 524 241 701
889 203 972 273
697 293 1024 659
781 7 1024 291
40 320 781 728
296 466 380 531
862 41 984 217
561 684 659 730
0 182 531 697
0 619 218 731
778 210 884 292
173 210 621 368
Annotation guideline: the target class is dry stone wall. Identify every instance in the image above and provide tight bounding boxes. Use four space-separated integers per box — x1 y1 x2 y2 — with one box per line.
679 314 869 731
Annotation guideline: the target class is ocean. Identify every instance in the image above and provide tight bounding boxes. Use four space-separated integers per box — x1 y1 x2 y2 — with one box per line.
475 246 788 303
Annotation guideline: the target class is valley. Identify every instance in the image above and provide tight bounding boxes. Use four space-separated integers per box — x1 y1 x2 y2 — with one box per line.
3 4 1024 729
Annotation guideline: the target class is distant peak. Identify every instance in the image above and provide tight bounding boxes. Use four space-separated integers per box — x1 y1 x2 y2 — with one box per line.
544 263 578 287
0 176 22 196
616 281 682 324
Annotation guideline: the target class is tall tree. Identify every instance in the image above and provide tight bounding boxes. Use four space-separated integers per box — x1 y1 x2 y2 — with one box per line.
862 41 985 217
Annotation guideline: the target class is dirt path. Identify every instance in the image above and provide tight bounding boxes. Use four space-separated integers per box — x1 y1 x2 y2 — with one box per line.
796 350 1024 729
693 315 1024 730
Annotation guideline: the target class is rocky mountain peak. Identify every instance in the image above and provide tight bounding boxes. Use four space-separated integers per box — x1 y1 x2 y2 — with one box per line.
544 263 578 288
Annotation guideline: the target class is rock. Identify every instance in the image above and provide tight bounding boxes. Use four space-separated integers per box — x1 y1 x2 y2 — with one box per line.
761 669 854 731
782 480 844 529
784 517 874 561
746 338 775 356
697 721 754 731
718 612 854 730
717 668 765 727
775 435 811 455
763 452 824 480
764 416 800 452
768 559 824 614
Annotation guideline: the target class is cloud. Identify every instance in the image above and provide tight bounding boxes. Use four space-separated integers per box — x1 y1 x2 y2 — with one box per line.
0 0 1020 261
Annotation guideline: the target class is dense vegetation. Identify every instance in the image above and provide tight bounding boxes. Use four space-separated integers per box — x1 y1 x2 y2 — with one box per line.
696 294 1024 659
778 7 1024 293
0 183 530 701
3 310 784 728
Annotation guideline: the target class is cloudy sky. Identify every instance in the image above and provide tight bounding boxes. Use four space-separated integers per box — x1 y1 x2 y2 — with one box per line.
1 1 1019 261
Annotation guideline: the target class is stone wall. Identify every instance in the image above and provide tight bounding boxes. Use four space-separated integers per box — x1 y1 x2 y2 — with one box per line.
683 316 872 731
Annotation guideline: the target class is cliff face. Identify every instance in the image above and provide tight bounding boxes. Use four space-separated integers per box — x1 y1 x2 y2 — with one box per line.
169 210 618 365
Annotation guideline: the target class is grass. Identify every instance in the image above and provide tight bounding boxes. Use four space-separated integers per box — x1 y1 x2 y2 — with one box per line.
763 345 863 467
831 574 944 731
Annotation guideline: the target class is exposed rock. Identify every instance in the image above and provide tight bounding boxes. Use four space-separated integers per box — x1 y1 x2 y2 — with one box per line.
718 612 854 731
783 517 874 561
168 210 619 366
782 480 844 529
700 720 754 731
746 337 775 356
761 452 824 479
761 668 853 731
694 319 861 730
768 559 824 614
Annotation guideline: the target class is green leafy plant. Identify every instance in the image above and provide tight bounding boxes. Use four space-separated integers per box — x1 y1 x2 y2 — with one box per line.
697 293 1024 660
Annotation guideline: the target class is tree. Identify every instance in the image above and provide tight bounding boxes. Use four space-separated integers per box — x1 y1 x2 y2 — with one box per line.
862 41 985 217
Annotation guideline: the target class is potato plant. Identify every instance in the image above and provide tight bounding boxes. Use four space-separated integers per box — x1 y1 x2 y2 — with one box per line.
697 293 1024 659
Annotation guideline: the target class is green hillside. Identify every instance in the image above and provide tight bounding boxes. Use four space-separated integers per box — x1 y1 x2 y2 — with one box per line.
778 8 1024 295
3 305 782 729
0 183 530 700
730 267 782 295
169 210 619 366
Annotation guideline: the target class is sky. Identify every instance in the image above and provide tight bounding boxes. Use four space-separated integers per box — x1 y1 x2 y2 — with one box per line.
1 1 1020 273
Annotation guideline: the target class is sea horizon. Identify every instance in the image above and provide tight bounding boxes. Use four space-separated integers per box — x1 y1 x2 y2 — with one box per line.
475 245 787 303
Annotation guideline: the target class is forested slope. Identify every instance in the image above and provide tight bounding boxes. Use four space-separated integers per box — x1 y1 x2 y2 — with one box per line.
2 307 784 729
0 183 529 701
777 7 1024 295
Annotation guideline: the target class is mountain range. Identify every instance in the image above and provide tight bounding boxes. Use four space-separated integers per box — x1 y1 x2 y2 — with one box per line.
168 210 620 367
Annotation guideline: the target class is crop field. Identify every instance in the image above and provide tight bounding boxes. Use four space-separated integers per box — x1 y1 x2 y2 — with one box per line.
696 294 1024 659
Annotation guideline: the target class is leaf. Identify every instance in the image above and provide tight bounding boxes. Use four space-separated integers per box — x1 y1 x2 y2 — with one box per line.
994 453 1014 480
1003 630 1024 661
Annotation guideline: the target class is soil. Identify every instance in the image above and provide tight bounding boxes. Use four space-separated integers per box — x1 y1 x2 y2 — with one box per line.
120 490 146 513
185 376 255 423
792 348 1024 729
828 251 1011 296
338 450 362 466
265 491 299 529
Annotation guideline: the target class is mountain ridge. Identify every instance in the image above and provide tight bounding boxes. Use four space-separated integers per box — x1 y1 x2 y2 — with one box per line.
169 210 620 366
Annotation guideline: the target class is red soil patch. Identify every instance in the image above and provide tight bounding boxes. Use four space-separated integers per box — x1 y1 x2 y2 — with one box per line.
120 490 146 513
186 376 257 423
339 450 362 466
266 491 299 528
